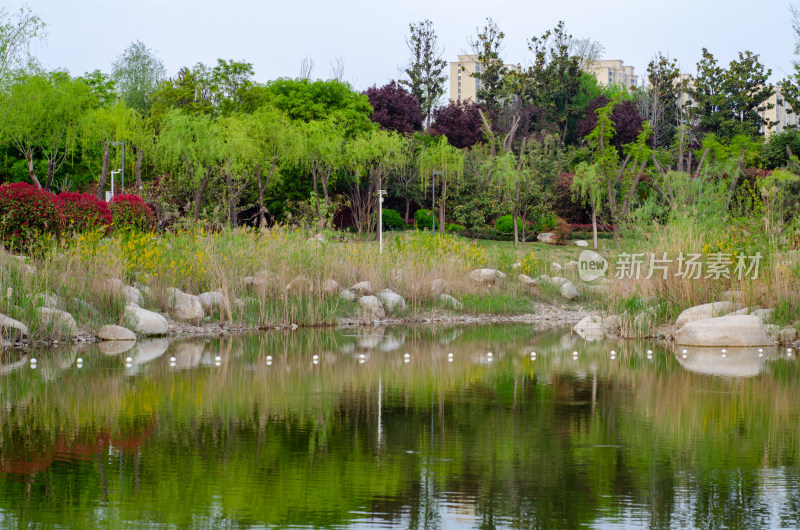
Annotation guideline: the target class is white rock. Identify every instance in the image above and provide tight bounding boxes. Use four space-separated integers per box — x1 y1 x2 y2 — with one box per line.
322 279 340 294
198 291 225 312
358 295 386 318
0 313 28 338
721 290 745 304
430 279 448 295
574 240 589 247
537 232 557 244
37 307 78 339
33 292 61 308
560 282 580 300
765 324 798 343
511 262 522 269
132 338 169 364
351 281 373 295
675 315 774 347
133 282 153 296
468 269 506 284
124 304 169 336
675 302 737 328
728 306 762 316
339 289 357 302
439 294 463 310
165 287 205 321
550 277 568 287
517 274 536 285
97 325 136 341
550 263 563 274
122 285 144 306
377 289 406 315
750 308 774 322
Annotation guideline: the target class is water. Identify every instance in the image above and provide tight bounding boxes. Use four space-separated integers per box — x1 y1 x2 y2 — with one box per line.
0 324 799 528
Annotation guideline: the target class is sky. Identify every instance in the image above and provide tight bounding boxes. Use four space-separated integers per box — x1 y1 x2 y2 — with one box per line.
18 0 800 91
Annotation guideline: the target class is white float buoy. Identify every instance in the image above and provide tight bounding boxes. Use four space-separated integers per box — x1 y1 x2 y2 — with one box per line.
359 354 365 360
29 357 37 368
403 353 410 360
721 348 727 358
312 354 320 365
788 348 794 357
125 356 133 363
214 355 222 362
758 348 764 357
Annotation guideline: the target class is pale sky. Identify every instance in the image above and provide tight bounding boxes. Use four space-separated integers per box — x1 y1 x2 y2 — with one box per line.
20 0 800 90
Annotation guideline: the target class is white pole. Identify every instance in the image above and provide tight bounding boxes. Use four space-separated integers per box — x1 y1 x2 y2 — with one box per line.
378 189 384 254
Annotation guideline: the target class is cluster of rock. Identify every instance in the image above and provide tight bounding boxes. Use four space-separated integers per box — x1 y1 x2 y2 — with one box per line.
572 290 797 348
336 280 408 319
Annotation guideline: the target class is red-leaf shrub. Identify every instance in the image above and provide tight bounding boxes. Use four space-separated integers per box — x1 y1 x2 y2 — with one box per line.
109 194 156 232
0 182 63 250
56 191 113 233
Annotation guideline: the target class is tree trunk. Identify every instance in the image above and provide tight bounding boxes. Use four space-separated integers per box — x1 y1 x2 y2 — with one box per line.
513 180 520 247
439 176 447 234
96 142 109 199
311 169 322 228
321 171 331 229
226 170 236 227
45 160 54 190
404 197 410 223
135 148 143 194
591 207 598 251
26 152 41 189
256 163 266 229
193 166 213 222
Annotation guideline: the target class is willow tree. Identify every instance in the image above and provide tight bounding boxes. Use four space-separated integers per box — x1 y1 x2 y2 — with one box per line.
298 118 345 228
419 136 464 234
81 101 136 198
248 107 302 228
157 110 222 221
344 129 406 234
482 144 532 246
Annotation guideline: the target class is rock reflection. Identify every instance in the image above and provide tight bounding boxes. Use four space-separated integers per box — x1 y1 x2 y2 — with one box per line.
674 345 775 377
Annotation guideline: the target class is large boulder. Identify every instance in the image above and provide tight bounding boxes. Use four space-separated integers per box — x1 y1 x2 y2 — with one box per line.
198 291 225 312
750 308 774 322
439 294 464 310
674 301 737 328
358 296 386 318
537 232 557 244
339 289 357 302
550 276 568 287
165 288 205 321
124 304 168 336
377 289 406 315
550 263 563 274
97 325 136 341
430 279 448 296
0 313 28 339
560 282 580 300
469 269 506 284
573 314 621 341
122 285 144 306
517 274 536 285
574 240 589 247
322 279 340 295
37 307 78 339
351 281 373 296
675 315 774 347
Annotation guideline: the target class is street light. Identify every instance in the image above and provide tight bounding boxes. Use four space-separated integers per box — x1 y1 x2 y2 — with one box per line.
108 169 122 202
377 189 387 254
110 140 125 191
431 171 441 236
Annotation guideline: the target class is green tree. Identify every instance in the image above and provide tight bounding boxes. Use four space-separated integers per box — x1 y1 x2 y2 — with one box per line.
156 110 222 221
399 20 447 129
636 53 681 148
469 18 510 113
685 48 775 140
78 69 117 108
111 40 167 114
0 4 45 85
419 136 464 233
81 102 136 199
150 63 215 121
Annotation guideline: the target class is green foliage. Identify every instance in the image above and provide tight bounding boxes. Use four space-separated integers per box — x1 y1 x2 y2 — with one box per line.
381 208 405 230
494 214 524 236
399 20 447 128
414 208 434 230
111 40 166 113
763 130 800 169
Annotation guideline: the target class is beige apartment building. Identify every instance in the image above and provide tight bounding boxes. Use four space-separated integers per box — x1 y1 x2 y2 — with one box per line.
585 59 638 88
761 88 798 136
449 54 519 103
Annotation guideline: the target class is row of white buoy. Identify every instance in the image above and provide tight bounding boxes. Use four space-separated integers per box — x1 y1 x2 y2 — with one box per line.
21 346 800 371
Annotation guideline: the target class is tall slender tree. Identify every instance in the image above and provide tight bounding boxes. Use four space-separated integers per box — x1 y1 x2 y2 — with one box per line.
399 20 447 129
111 41 167 114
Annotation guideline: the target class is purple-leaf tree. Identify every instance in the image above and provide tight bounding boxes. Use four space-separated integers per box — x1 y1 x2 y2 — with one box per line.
431 100 484 149
364 81 424 134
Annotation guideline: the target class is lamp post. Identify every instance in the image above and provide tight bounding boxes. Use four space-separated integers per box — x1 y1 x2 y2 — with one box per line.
110 140 125 191
108 169 122 202
378 189 387 254
431 171 441 236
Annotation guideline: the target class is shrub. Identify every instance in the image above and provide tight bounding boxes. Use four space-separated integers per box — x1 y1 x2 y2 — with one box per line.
109 194 156 232
0 182 63 250
56 192 113 233
414 208 435 230
553 217 572 244
494 215 527 236
537 212 559 233
381 208 406 230
445 222 464 232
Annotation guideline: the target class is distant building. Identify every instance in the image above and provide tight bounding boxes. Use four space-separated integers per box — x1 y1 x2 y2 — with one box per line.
449 54 519 104
585 60 638 88
761 88 798 136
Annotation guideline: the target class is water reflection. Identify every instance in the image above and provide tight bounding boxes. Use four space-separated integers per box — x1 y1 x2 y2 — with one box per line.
0 325 798 528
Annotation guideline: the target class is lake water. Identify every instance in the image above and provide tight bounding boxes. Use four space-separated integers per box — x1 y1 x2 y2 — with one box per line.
0 324 799 528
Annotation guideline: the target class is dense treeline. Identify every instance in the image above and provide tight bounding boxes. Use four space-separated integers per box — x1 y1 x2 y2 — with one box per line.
2 8 800 248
